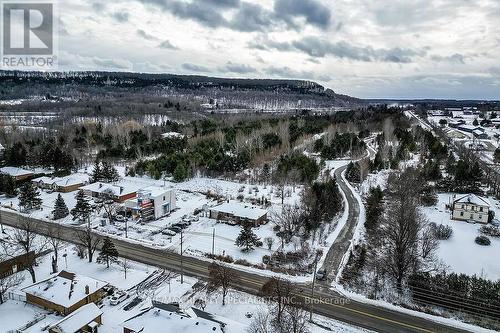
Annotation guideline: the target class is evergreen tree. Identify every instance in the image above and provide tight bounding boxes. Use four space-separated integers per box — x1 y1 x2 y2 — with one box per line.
90 160 102 183
71 190 91 222
235 222 261 252
173 163 188 182
0 175 16 197
52 194 69 220
365 186 383 231
18 183 42 211
101 162 119 182
97 237 119 268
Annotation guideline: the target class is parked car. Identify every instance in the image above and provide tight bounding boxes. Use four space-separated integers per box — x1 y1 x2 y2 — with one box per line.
169 226 182 233
174 222 189 229
162 229 176 236
316 269 327 281
114 215 125 222
110 291 128 305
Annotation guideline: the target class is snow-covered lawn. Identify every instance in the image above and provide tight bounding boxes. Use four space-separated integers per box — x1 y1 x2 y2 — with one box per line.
421 193 500 280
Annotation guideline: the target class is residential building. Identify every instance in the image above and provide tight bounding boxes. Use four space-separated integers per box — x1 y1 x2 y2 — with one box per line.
32 174 90 193
452 194 490 224
48 303 103 333
124 186 176 221
0 166 34 181
472 129 489 139
122 302 242 333
80 182 142 203
448 120 466 128
23 271 108 315
209 200 268 226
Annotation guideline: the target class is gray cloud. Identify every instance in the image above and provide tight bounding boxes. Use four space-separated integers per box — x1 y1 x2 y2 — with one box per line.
137 0 330 32
158 40 179 50
264 65 330 81
430 53 467 64
219 61 257 74
229 3 274 32
137 29 158 41
182 63 212 72
274 0 331 30
253 36 426 63
112 12 130 23
139 0 228 28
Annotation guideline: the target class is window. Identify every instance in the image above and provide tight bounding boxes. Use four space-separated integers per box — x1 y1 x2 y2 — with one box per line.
460 212 464 216
461 204 465 209
471 214 474 219
480 207 483 212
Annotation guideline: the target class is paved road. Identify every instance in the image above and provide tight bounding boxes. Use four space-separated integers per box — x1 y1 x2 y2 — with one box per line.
0 210 473 333
318 163 360 283
319 142 376 283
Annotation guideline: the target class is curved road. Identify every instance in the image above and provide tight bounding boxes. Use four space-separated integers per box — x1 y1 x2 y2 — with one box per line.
318 162 360 283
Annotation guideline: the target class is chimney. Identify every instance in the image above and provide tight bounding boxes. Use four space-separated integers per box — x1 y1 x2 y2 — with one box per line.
99 183 103 188
85 285 90 295
120 186 124 194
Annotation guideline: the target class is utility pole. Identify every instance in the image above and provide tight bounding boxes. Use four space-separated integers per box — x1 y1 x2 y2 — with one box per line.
309 258 318 322
180 228 184 284
0 210 4 234
212 228 215 255
125 218 128 238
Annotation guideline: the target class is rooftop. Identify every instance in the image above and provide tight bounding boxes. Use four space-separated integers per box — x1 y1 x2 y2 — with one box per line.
454 194 490 207
122 303 244 333
80 181 142 197
48 303 102 333
32 173 89 187
22 271 108 308
210 201 267 220
0 166 33 177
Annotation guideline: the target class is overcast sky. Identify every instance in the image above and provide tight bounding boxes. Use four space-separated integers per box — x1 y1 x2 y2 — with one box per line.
57 0 500 99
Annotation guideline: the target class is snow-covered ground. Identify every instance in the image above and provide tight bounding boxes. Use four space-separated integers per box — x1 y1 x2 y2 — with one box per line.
0 165 352 276
421 193 500 280
0 229 369 333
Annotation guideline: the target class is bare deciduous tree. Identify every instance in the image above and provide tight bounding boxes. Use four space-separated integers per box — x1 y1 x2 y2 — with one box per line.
76 226 101 263
46 224 64 272
247 311 272 333
260 277 295 324
378 169 439 289
12 216 45 283
206 262 238 306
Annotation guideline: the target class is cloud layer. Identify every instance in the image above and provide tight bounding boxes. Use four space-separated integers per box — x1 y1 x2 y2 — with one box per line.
56 0 500 99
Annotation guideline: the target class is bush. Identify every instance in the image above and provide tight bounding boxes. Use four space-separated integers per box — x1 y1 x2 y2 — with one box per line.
480 225 500 238
475 235 491 246
430 223 453 240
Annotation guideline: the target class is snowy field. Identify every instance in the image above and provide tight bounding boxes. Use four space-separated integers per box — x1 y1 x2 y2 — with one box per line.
421 193 500 280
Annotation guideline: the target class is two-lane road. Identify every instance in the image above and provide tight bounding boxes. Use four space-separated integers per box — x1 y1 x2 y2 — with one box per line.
0 210 472 333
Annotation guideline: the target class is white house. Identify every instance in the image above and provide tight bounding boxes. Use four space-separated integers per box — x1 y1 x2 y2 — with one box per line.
451 194 490 224
124 186 176 221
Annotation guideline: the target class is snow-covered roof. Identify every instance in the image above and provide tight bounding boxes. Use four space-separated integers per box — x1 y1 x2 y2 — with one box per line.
80 181 142 197
122 304 234 333
0 166 33 177
48 303 102 333
32 174 89 187
210 201 267 220
23 271 108 308
138 185 174 198
458 125 478 131
454 194 490 207
161 132 185 139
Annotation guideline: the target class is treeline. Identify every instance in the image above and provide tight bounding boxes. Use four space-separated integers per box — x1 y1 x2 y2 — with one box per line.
409 272 500 323
315 133 366 159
